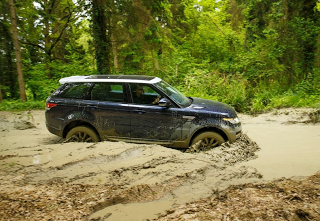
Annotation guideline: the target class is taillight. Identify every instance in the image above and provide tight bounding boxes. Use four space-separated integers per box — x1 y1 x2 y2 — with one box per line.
46 103 57 109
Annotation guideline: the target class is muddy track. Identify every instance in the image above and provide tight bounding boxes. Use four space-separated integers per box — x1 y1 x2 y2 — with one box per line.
156 172 320 221
1 109 320 220
0 111 261 220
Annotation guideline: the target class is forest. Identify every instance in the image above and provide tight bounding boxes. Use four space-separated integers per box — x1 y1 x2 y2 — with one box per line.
1 0 320 112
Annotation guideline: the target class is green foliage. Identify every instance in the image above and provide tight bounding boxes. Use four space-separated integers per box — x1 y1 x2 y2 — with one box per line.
270 93 320 109
24 58 95 101
249 74 320 112
180 71 248 112
2 0 320 113
0 100 45 111
250 86 280 113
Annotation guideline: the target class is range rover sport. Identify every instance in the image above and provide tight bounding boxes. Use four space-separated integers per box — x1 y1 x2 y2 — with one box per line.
45 75 242 148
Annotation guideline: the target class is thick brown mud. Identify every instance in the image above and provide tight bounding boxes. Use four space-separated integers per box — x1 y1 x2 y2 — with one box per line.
0 108 319 220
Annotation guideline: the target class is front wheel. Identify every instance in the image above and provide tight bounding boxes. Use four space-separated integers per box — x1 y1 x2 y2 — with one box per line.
66 126 100 142
191 131 224 149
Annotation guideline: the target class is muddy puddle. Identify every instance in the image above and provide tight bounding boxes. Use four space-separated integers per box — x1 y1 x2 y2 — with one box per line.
1 109 320 220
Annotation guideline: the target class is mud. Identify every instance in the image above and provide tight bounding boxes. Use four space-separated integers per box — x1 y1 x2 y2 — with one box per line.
156 171 320 221
0 108 320 220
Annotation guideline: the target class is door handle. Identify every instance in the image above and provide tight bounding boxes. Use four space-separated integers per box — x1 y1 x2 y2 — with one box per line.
134 109 145 114
86 105 96 109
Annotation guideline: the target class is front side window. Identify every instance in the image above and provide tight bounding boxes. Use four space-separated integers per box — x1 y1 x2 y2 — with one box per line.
90 83 124 102
61 83 93 99
130 84 160 105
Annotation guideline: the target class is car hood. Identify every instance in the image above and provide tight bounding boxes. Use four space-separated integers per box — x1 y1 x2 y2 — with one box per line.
188 97 237 118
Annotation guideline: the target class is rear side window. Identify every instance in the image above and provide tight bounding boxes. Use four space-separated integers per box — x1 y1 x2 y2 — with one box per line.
90 83 124 102
61 83 93 99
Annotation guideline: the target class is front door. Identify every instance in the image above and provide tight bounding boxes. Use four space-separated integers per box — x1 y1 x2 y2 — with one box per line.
128 83 182 144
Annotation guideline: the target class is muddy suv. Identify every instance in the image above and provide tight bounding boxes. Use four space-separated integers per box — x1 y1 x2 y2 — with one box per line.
45 75 242 148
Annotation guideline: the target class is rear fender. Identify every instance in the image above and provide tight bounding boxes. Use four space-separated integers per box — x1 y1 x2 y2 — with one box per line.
62 111 96 137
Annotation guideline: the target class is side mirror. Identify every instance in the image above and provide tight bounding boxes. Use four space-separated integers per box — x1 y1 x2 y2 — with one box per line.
158 98 171 107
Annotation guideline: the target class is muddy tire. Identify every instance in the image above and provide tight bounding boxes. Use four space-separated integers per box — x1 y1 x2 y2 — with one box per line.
191 131 224 149
66 126 100 142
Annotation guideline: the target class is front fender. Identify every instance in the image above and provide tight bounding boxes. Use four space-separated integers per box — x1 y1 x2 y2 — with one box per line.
189 117 231 142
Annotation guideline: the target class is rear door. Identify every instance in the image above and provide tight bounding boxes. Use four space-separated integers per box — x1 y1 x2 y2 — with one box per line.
82 82 131 140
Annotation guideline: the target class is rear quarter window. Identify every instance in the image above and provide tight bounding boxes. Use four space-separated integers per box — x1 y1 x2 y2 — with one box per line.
59 83 93 99
50 84 67 97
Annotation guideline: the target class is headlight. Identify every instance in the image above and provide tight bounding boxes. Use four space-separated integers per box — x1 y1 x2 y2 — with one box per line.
223 117 240 124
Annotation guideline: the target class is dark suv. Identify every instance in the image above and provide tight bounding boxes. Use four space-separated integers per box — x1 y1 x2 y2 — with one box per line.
45 75 242 148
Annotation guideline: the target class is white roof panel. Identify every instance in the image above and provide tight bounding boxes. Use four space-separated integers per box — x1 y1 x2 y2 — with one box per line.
59 75 162 84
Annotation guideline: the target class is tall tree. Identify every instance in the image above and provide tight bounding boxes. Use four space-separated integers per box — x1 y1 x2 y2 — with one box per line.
19 0 77 78
105 0 171 74
0 0 16 99
92 0 111 74
8 0 27 101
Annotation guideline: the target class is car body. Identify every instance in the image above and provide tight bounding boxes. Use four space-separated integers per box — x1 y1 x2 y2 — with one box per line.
45 75 242 148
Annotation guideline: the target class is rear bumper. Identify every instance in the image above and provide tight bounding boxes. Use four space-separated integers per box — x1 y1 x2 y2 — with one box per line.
46 123 63 137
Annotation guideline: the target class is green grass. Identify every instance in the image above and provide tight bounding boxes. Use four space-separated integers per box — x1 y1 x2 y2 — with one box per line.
0 100 45 111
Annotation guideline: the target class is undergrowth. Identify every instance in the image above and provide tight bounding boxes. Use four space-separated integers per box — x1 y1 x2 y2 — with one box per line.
0 100 45 111
165 71 320 114
1 71 319 113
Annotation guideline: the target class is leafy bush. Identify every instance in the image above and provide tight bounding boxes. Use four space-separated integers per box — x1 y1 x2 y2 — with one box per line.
24 60 96 101
270 93 320 109
167 69 248 112
0 100 45 111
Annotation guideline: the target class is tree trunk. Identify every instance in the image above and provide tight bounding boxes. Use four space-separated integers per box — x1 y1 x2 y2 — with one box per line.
8 0 27 101
44 1 52 79
109 1 119 72
110 30 119 72
2 23 17 99
45 24 51 78
92 0 111 75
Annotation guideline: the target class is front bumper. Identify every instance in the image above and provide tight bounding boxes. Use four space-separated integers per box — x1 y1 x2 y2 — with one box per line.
223 122 242 143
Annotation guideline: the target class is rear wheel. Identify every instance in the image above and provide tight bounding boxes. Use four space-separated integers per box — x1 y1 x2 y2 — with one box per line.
66 126 100 142
191 131 224 149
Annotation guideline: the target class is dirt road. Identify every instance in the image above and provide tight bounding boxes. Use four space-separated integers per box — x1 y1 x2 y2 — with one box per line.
0 108 319 220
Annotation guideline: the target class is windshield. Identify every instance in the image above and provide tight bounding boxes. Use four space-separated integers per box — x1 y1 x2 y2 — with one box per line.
155 80 191 107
